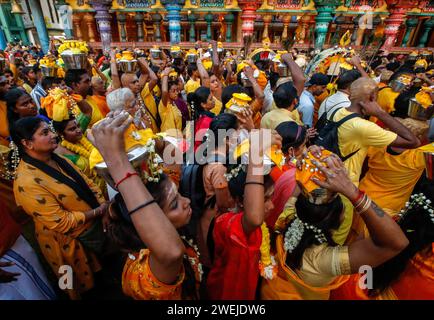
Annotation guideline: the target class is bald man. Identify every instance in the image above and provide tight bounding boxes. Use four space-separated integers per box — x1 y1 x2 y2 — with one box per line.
120 65 160 133
323 77 420 245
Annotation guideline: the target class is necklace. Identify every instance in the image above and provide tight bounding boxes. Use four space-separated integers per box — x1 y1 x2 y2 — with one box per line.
180 236 203 282
61 137 93 159
136 94 153 129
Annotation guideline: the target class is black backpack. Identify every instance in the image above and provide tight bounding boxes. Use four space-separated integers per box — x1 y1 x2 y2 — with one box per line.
179 154 224 236
314 107 361 162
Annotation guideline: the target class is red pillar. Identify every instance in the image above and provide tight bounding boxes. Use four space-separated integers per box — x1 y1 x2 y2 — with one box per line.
238 0 261 38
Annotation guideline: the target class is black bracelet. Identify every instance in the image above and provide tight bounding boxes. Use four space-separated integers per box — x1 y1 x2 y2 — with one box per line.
245 181 264 187
128 199 157 216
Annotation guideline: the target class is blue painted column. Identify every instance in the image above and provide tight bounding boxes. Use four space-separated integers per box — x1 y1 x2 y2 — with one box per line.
28 0 50 53
0 28 7 50
162 0 185 44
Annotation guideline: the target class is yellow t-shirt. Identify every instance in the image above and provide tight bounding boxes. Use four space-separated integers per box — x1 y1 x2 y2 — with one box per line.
333 108 397 186
140 83 159 133
0 100 9 146
377 87 400 114
260 107 303 129
158 100 182 137
359 146 426 215
210 96 222 116
184 78 201 95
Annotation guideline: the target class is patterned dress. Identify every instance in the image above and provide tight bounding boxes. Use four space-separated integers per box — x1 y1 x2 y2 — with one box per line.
13 156 106 299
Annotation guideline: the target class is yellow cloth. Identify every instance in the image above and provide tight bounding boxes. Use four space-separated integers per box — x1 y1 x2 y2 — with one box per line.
377 87 400 114
334 108 398 186
210 96 222 116
158 100 182 136
85 96 104 128
184 78 201 94
140 83 159 133
22 83 32 94
0 100 9 146
261 107 303 129
13 157 105 299
261 235 350 300
89 126 155 169
359 146 426 216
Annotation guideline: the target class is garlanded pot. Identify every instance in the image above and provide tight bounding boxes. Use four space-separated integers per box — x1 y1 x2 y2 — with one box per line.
95 145 150 190
60 51 88 70
150 46 162 59
117 51 138 73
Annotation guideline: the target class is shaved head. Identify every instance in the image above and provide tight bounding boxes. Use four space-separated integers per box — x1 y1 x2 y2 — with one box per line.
349 77 378 102
121 72 140 95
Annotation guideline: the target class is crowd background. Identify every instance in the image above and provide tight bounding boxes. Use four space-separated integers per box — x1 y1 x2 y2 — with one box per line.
0 36 433 300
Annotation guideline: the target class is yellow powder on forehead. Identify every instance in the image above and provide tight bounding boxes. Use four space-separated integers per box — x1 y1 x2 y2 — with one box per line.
350 77 378 101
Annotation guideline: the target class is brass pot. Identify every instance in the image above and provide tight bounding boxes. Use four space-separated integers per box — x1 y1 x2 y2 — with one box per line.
60 52 88 70
424 152 434 180
95 145 149 190
118 60 138 73
408 98 432 121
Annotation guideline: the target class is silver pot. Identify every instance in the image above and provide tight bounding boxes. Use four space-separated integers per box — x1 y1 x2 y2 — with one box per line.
171 50 182 59
94 145 150 190
118 60 138 73
150 49 161 59
408 98 432 121
390 79 407 92
187 54 197 64
278 62 289 77
40 65 58 77
60 52 88 70
424 152 434 180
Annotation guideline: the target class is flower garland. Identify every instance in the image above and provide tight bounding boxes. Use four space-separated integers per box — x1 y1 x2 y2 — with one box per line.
399 193 434 224
224 164 246 181
283 213 327 254
180 236 204 282
0 141 19 180
140 139 163 183
61 136 93 159
259 223 277 280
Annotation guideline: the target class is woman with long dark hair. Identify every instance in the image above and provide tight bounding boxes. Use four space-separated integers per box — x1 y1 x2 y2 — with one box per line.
11 116 109 299
261 152 409 300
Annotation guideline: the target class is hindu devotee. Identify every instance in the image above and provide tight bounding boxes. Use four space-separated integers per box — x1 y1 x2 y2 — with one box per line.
0 0 434 303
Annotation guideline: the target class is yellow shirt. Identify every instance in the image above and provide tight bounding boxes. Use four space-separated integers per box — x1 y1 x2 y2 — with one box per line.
184 78 201 94
359 146 426 215
0 100 9 146
158 100 182 136
334 108 397 186
210 96 222 116
260 107 303 129
140 83 159 133
377 87 400 114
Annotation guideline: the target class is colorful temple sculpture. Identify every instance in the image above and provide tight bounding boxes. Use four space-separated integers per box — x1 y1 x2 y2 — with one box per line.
47 0 434 51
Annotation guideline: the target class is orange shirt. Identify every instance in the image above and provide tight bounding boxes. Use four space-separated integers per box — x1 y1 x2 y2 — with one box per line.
0 100 9 146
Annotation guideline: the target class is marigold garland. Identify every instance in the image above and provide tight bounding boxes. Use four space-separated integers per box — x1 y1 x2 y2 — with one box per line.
259 223 277 280
61 136 93 159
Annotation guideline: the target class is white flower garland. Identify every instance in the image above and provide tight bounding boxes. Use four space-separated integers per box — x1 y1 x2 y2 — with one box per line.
180 236 203 282
224 164 246 181
399 193 434 224
283 213 327 254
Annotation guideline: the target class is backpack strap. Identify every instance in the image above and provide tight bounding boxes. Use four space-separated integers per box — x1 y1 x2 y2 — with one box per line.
332 111 362 162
